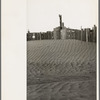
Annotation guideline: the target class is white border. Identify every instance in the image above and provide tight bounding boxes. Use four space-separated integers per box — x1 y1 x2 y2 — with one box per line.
97 0 99 100
1 0 99 100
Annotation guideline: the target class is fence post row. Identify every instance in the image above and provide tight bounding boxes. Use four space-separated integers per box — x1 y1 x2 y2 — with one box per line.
27 25 97 42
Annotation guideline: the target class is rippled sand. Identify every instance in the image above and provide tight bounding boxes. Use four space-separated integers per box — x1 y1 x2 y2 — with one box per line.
27 40 96 100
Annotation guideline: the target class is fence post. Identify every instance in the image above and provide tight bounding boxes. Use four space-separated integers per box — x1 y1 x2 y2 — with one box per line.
86 28 89 42
81 27 83 41
40 32 41 40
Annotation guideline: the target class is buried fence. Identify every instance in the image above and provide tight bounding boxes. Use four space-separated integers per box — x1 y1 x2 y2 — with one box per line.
27 26 97 43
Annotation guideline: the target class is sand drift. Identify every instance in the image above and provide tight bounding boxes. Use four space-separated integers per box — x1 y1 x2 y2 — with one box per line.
27 40 96 100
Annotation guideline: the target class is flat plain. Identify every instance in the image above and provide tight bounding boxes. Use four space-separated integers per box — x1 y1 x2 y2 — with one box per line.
27 40 96 100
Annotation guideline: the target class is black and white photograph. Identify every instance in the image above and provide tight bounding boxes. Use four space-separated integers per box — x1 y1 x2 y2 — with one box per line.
1 0 99 100
27 0 98 100
1 0 99 99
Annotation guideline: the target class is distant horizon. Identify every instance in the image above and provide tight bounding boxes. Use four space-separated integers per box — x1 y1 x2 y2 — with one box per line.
27 0 98 32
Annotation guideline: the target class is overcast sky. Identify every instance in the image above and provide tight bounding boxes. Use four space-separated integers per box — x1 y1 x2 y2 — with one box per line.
27 0 98 32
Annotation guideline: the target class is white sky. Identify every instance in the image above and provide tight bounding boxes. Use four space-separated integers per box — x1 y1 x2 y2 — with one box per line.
27 0 98 32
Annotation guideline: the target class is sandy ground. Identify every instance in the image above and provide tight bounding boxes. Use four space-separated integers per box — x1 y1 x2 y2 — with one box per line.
27 40 96 100
28 80 96 100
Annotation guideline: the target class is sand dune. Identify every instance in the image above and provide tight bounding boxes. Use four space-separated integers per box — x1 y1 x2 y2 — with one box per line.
27 40 96 63
27 40 96 100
